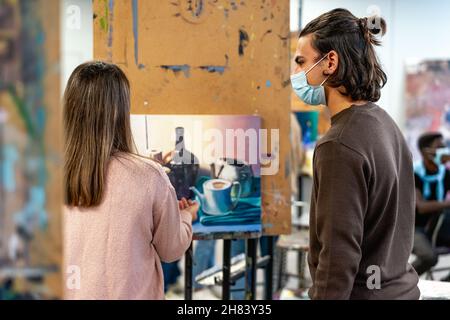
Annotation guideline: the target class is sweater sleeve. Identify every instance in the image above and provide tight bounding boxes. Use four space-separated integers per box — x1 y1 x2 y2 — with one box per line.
151 173 193 263
309 141 368 299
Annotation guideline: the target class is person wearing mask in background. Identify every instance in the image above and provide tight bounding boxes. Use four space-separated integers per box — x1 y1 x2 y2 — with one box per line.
291 8 419 299
63 61 198 299
413 132 450 281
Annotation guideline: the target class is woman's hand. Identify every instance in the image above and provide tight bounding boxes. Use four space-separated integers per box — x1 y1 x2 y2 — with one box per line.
178 197 199 221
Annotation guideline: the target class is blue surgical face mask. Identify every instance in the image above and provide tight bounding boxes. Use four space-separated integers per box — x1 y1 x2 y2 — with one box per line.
290 54 330 106
434 147 450 166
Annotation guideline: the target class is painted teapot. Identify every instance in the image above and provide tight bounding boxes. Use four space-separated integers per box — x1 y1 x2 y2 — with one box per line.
210 157 253 197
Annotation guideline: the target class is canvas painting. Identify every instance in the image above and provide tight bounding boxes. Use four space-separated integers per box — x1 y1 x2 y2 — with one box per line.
0 0 61 299
405 60 450 161
130 115 262 237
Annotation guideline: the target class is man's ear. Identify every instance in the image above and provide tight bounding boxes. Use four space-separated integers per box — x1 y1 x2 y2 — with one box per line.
324 50 338 76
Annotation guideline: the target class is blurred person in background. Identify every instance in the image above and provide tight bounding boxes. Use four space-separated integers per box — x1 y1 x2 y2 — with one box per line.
413 132 450 281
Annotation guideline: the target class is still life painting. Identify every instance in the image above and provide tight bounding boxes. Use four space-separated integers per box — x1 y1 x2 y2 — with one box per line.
130 115 262 237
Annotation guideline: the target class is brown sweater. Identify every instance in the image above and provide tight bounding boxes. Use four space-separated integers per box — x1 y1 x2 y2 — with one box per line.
308 102 420 300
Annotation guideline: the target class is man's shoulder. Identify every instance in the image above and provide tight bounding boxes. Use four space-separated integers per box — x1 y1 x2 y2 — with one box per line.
314 139 367 166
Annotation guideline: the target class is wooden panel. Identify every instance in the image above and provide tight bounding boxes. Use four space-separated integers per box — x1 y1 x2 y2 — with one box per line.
94 0 292 235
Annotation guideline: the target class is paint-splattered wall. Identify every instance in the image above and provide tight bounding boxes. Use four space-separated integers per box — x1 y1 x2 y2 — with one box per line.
0 0 62 298
94 0 291 235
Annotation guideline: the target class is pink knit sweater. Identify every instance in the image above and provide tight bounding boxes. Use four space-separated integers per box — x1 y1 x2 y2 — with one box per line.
64 153 192 300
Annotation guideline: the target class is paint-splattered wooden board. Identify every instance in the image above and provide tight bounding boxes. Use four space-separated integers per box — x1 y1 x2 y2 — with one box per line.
0 0 62 298
93 0 292 235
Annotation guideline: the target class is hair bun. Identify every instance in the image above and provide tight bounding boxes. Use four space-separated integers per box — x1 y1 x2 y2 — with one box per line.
358 15 386 46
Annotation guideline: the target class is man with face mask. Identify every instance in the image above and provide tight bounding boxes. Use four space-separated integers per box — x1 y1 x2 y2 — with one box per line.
291 9 420 299
413 132 450 280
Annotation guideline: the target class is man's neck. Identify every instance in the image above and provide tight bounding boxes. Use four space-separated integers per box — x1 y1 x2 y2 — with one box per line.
424 160 439 174
326 87 368 117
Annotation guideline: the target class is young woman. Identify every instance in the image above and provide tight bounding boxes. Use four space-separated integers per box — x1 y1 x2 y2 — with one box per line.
63 61 198 299
291 9 420 299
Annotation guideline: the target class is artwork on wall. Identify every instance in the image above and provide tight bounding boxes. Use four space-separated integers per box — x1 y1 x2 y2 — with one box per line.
0 0 19 89
131 115 262 236
405 60 450 161
0 0 61 299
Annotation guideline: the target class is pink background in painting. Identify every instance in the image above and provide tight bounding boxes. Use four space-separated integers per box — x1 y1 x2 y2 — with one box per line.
130 115 261 176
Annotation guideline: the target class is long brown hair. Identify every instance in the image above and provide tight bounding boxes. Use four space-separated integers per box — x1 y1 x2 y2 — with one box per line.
300 8 387 102
64 61 133 207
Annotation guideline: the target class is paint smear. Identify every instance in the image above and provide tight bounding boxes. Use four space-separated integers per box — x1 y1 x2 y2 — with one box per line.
284 157 290 178
278 34 289 48
1 0 50 244
198 55 229 74
189 0 204 18
261 29 272 41
2 145 18 192
132 0 145 69
8 87 37 140
238 28 249 57
14 185 48 231
99 0 109 32
107 0 114 48
160 64 191 78
266 80 271 88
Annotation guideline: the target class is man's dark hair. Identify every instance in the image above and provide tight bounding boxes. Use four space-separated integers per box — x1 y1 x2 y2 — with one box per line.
417 132 443 151
299 8 387 102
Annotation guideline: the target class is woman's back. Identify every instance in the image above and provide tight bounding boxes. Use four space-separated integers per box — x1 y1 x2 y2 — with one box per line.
64 153 192 299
